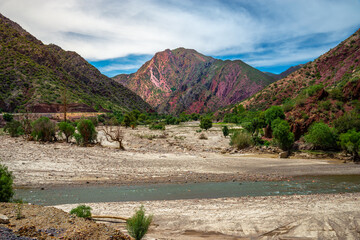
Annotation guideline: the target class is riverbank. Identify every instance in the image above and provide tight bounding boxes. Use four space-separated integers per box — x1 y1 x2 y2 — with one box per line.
56 192 360 239
1 123 359 188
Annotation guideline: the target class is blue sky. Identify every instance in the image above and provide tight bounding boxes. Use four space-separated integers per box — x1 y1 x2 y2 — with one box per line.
1 0 360 76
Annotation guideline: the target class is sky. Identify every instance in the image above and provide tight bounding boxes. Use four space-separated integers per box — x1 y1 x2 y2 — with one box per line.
1 0 360 77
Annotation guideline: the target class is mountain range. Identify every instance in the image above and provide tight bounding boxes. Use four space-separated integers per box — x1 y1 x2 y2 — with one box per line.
242 28 360 138
114 48 275 114
0 14 152 113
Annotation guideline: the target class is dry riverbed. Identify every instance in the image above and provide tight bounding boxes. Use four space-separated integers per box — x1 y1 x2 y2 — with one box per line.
1 122 360 239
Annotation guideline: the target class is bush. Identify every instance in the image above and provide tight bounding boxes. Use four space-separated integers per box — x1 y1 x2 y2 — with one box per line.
58 121 75 143
3 113 13 122
149 123 165 130
339 130 360 162
31 117 56 142
123 113 136 128
0 163 14 202
4 120 23 137
77 119 97 145
200 117 212 130
222 126 229 137
230 131 253 149
70 205 92 219
304 122 338 150
126 205 153 240
271 119 294 151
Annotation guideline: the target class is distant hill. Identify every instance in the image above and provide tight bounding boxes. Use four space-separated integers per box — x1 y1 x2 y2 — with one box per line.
0 14 152 113
114 48 275 114
242 28 360 138
264 64 305 80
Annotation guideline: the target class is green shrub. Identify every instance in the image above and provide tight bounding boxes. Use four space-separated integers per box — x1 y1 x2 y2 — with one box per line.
304 122 338 150
3 113 13 122
31 117 56 142
329 88 344 101
149 123 165 130
77 119 97 145
58 121 75 143
123 113 136 128
230 130 253 149
264 106 285 126
0 163 14 202
319 100 331 111
4 120 23 137
339 129 360 162
126 205 153 240
70 205 92 219
271 119 294 151
222 126 229 137
73 133 82 145
200 117 212 130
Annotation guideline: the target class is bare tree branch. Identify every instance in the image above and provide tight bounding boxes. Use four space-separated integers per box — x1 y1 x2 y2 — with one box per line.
102 126 125 150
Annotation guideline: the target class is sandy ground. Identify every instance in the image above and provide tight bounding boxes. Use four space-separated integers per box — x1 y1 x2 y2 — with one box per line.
56 193 360 240
1 122 359 188
1 122 360 239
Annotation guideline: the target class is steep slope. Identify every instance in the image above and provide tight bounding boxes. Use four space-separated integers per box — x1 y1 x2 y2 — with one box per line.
114 48 274 114
0 14 152 113
242 28 360 138
264 64 305 80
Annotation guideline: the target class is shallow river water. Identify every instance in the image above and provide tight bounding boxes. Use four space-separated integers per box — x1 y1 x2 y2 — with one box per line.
15 175 360 206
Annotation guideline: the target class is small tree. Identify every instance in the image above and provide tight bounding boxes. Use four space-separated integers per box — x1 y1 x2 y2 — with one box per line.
102 126 125 150
271 119 294 151
264 106 285 137
0 163 14 202
304 122 338 150
31 117 56 142
123 113 136 128
126 205 153 240
339 129 360 162
222 126 229 137
70 205 92 219
77 119 97 145
58 121 75 143
200 117 212 131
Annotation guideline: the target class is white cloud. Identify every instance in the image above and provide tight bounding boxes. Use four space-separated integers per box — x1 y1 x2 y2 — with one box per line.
0 0 359 68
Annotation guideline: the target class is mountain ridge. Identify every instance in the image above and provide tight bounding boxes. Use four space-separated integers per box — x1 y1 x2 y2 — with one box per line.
114 47 274 114
0 14 152 113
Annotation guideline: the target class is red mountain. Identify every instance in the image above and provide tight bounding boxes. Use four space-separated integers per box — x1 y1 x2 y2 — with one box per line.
114 48 274 114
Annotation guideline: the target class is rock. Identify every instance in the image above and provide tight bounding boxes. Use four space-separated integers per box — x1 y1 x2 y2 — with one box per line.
0 214 9 224
279 151 289 158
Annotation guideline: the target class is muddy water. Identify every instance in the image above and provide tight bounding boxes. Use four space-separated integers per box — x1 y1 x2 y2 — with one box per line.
15 175 360 206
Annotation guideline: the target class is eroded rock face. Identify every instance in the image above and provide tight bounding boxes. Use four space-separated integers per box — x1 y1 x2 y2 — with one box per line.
114 48 274 114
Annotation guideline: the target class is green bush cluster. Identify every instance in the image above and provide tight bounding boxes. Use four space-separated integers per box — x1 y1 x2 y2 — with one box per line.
272 119 294 151
200 117 212 130
70 205 92 219
76 119 97 145
31 117 56 142
304 122 338 150
230 130 253 149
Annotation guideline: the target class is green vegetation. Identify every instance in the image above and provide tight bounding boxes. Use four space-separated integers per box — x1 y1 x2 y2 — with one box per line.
222 126 229 137
58 121 75 143
230 130 253 149
31 117 56 142
3 113 13 122
304 122 338 150
271 119 294 151
264 106 285 126
4 120 23 137
200 117 212 130
70 205 92 219
333 112 360 134
339 130 360 162
149 122 165 130
76 119 97 145
126 205 153 240
0 163 14 202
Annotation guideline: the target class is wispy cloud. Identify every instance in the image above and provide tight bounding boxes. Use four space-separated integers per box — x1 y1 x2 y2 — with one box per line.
1 0 359 74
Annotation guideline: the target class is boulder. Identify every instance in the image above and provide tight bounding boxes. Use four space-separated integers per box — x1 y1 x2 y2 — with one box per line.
0 214 9 224
279 151 289 158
